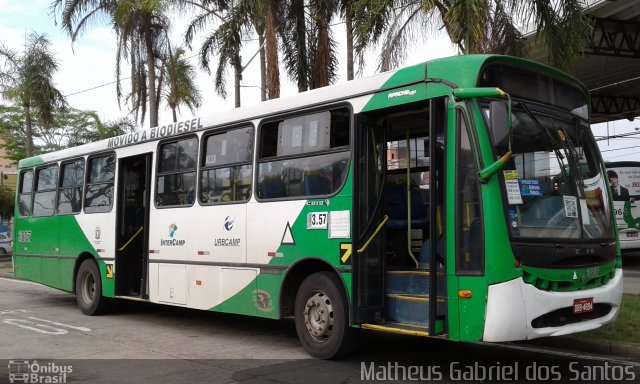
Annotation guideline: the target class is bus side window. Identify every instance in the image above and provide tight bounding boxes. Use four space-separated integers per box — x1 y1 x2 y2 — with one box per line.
33 164 59 217
85 154 116 213
257 108 350 200
58 159 84 214
156 136 197 207
200 126 253 204
18 170 34 217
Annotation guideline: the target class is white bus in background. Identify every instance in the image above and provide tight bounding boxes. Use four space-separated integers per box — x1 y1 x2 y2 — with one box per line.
606 162 640 252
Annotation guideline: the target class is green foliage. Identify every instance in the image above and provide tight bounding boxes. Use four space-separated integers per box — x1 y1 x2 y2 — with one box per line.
162 46 202 122
352 0 592 72
0 32 67 156
0 104 136 161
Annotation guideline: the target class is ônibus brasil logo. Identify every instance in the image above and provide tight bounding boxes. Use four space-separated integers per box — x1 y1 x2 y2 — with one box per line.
8 360 73 383
161 223 185 246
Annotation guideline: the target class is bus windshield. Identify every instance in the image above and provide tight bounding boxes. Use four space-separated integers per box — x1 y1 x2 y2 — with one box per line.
486 103 615 241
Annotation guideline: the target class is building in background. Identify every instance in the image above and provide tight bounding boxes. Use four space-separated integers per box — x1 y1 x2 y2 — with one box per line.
0 139 17 189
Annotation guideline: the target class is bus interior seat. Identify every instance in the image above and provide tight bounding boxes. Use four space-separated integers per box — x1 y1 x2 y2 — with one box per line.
303 172 331 196
385 182 428 229
259 176 286 198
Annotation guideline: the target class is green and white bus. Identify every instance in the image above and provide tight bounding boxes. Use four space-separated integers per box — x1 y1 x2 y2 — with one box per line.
13 55 622 359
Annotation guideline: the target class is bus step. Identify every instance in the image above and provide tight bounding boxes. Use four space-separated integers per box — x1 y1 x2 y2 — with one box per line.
385 294 429 326
386 270 443 296
361 322 430 337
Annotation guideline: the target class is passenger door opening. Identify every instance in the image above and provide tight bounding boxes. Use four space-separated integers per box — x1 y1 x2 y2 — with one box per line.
115 154 151 297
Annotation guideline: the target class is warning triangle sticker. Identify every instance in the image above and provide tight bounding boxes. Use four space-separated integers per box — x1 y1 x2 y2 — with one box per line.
281 222 296 245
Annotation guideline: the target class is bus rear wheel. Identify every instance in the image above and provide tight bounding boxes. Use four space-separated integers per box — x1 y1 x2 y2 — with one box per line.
75 259 113 315
294 272 355 359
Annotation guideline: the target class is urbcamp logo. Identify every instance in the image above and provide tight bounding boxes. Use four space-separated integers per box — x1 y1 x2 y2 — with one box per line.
95 226 101 240
169 223 178 238
224 216 234 231
8 360 73 383
161 223 185 247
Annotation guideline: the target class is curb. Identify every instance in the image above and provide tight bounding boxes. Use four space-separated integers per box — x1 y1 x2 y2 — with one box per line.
512 336 639 360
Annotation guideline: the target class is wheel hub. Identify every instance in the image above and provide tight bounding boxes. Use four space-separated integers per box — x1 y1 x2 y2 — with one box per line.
81 272 95 304
303 291 334 342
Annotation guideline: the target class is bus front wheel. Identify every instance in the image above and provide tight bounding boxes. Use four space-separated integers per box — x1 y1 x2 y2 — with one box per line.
75 259 112 315
294 272 355 359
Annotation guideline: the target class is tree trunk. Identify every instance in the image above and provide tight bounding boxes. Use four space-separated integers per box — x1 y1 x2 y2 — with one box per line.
144 25 158 128
172 107 177 123
234 64 241 108
292 0 308 92
311 17 330 89
24 106 34 157
346 8 354 81
258 33 267 102
266 1 280 99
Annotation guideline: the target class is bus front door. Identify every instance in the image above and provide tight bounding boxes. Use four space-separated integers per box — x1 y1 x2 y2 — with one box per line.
115 153 151 298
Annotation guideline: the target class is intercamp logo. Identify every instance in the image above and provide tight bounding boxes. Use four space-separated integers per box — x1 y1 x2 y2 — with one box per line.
7 360 73 383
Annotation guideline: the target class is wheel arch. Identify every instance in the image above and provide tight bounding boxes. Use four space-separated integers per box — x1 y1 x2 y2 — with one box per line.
279 257 350 319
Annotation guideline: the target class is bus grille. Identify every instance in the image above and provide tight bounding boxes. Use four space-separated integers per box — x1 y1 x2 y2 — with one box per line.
522 269 616 292
531 304 612 328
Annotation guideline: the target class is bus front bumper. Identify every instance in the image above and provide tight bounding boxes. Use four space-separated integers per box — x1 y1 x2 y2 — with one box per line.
482 269 623 342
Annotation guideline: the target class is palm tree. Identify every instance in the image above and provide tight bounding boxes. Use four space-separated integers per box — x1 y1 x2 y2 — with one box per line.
280 0 339 91
339 0 357 81
353 0 592 72
162 44 202 122
0 32 67 157
185 0 282 106
52 0 173 128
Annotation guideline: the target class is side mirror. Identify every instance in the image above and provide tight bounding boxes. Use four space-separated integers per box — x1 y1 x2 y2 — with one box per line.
490 100 509 148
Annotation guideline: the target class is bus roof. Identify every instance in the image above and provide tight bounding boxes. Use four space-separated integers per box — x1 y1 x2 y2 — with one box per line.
18 54 587 168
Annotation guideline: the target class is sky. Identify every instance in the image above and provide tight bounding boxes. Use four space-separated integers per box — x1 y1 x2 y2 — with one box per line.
0 0 639 162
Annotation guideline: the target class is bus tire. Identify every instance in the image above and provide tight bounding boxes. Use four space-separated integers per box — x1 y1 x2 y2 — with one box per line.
75 259 112 315
294 272 355 359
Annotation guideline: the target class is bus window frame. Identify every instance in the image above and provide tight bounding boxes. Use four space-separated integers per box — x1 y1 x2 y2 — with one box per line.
32 163 59 218
18 168 34 218
199 124 255 206
255 104 352 202
84 151 116 214
155 134 199 209
57 157 86 216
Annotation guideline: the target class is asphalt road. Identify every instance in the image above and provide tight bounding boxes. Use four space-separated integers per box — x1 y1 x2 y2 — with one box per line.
0 277 638 384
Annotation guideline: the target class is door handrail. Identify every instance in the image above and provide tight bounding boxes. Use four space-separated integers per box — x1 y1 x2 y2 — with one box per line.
357 215 388 254
118 226 144 252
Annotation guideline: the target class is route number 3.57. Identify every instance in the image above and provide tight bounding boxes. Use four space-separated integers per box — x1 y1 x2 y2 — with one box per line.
307 212 328 230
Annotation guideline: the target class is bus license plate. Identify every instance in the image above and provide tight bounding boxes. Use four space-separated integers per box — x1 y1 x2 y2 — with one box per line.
626 232 638 238
573 298 594 315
